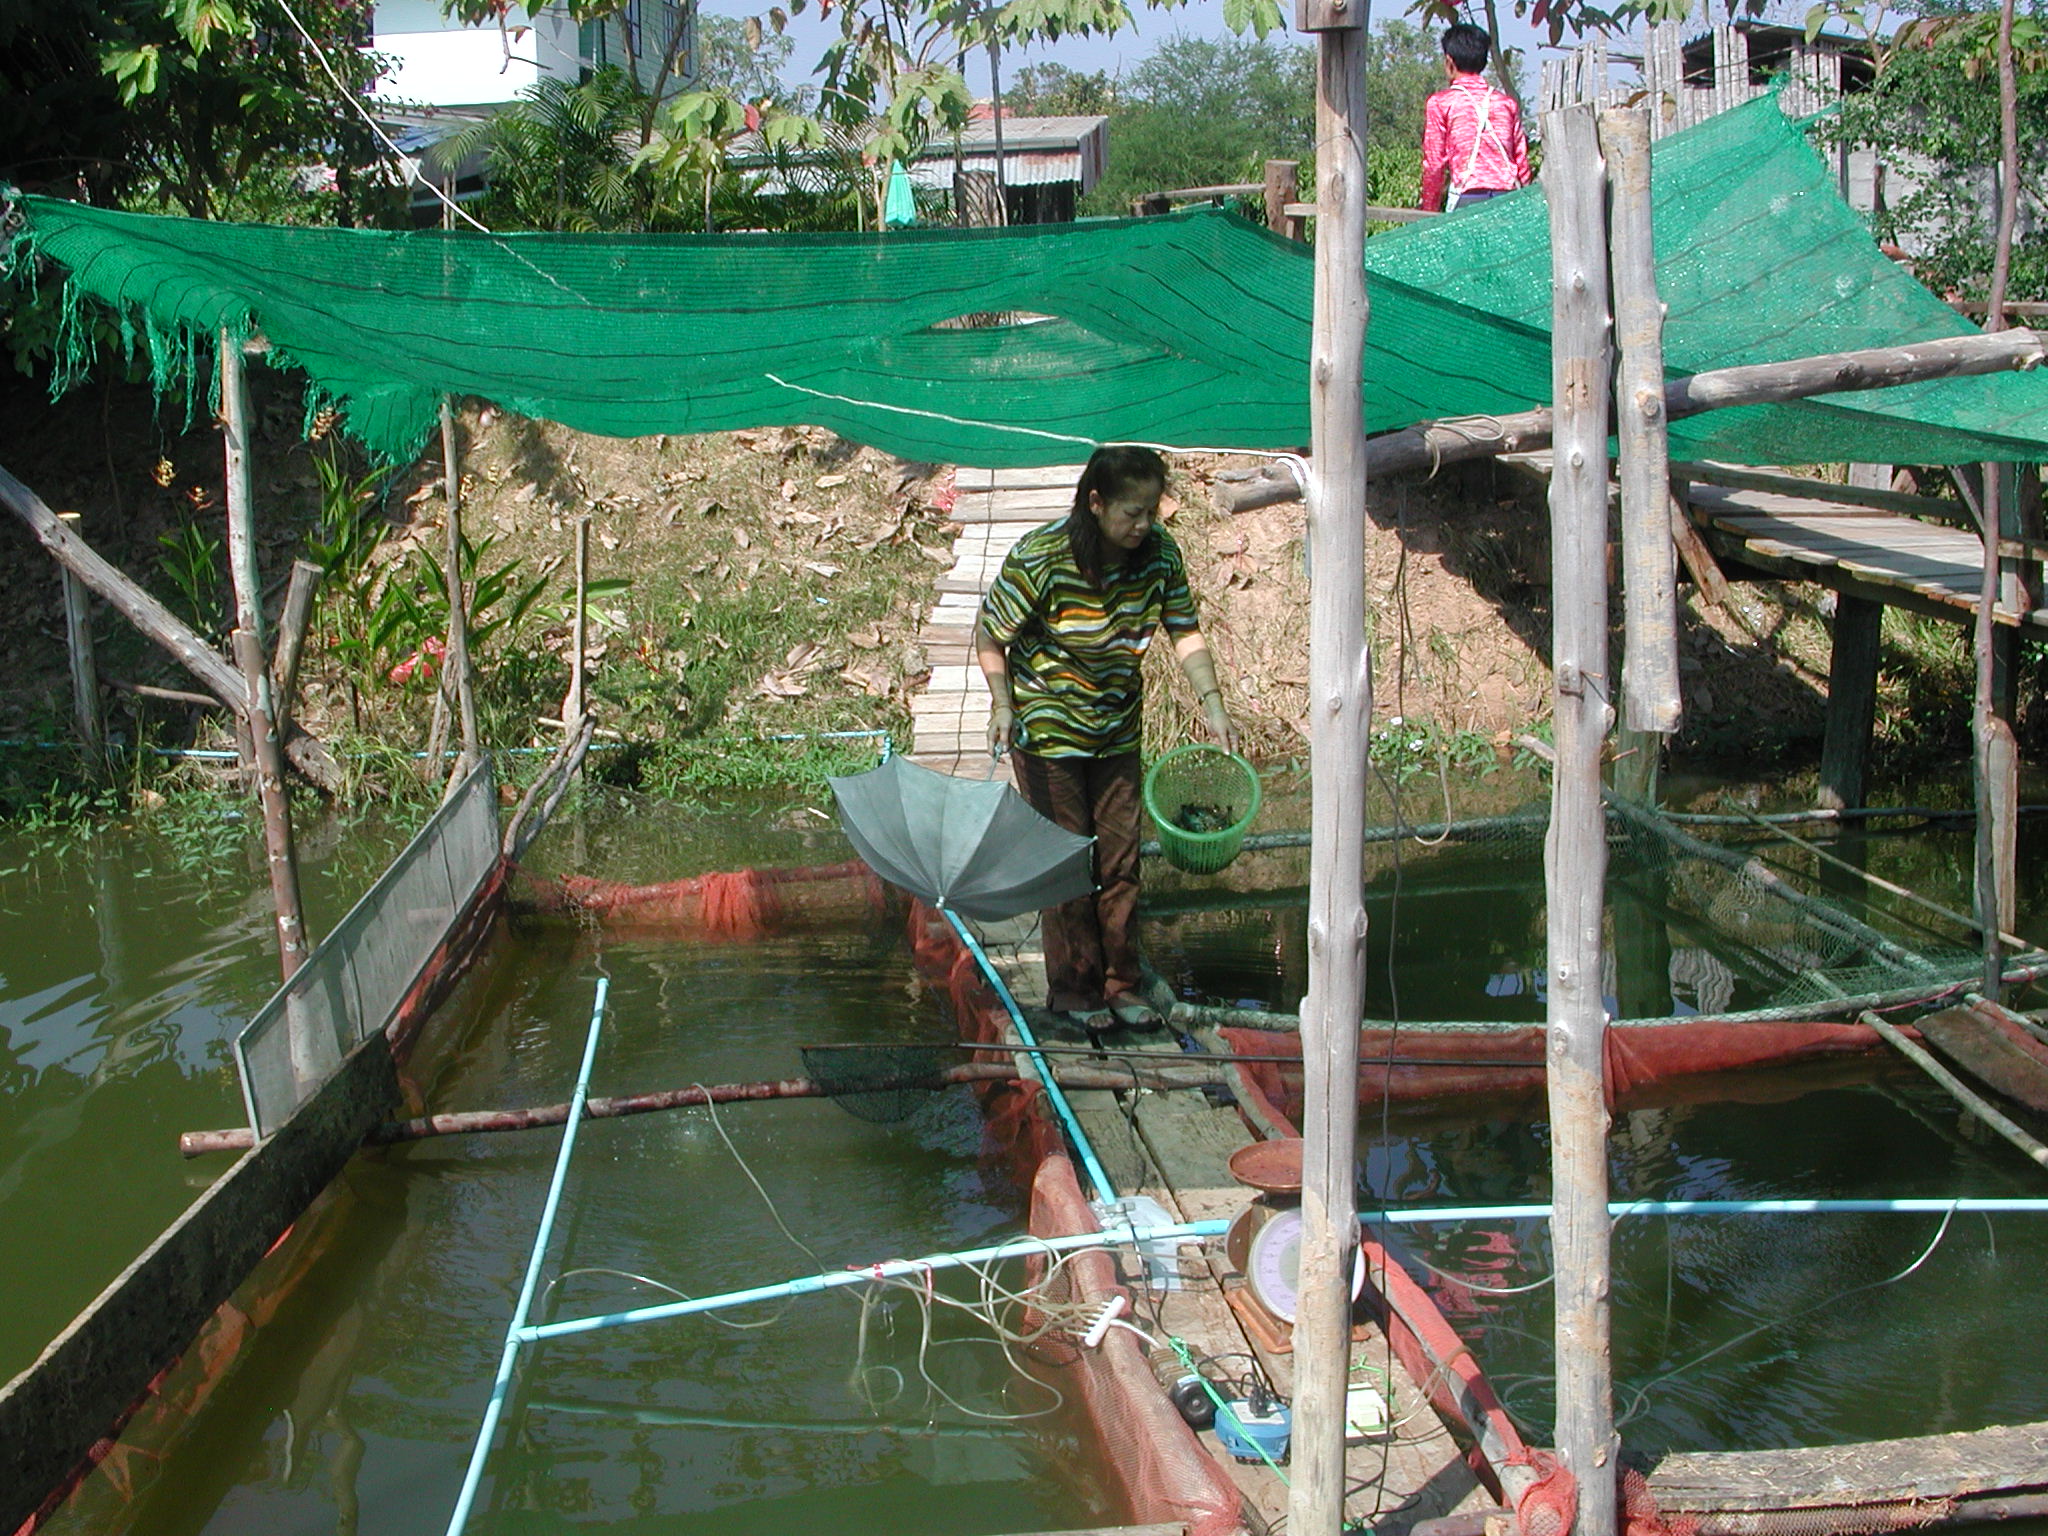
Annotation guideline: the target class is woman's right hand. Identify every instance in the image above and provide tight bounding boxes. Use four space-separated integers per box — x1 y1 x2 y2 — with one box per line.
987 704 1015 758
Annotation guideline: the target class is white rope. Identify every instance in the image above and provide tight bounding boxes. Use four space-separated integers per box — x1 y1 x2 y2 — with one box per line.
269 0 489 234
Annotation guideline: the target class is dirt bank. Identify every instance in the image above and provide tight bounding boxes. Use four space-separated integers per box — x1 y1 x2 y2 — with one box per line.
0 372 1973 800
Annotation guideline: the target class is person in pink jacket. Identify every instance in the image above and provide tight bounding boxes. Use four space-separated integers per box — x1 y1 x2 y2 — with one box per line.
1420 23 1532 213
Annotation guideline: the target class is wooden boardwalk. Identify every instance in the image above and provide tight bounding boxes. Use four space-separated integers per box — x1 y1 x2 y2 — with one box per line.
1682 468 2047 629
910 465 1083 776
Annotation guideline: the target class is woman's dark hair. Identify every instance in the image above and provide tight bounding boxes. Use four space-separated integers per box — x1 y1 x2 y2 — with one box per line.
1066 444 1168 588
1442 22 1492 74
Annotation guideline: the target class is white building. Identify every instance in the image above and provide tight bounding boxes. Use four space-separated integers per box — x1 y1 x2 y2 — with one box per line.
369 0 693 111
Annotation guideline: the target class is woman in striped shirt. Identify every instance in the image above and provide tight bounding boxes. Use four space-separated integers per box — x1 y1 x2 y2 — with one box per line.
974 446 1236 1033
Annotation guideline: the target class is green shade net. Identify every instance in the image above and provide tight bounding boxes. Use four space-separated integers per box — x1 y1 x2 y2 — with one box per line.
6 91 2044 468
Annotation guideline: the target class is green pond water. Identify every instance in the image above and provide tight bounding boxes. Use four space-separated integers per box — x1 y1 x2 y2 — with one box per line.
5 772 2048 1532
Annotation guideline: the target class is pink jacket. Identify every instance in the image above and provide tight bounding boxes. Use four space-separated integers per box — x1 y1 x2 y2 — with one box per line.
1421 76 1532 212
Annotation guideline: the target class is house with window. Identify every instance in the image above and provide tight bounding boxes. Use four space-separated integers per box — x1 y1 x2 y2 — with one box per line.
369 0 693 110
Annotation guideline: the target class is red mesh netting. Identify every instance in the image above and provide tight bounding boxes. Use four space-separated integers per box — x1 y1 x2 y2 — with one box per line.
906 901 1249 1536
1623 1467 1699 1536
1220 1020 1895 1125
1026 1156 1249 1536
1512 1449 1579 1536
514 859 888 942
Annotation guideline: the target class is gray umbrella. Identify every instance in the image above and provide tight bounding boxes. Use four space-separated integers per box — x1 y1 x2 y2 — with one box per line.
828 756 1095 922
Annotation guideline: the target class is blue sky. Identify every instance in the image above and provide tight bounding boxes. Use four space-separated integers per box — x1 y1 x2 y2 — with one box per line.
693 0 1633 102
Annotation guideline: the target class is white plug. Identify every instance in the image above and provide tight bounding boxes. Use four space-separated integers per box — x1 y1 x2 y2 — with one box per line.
1081 1294 1129 1349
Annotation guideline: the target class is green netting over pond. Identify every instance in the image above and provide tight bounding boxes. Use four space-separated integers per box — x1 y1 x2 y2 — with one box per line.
6 90 2045 469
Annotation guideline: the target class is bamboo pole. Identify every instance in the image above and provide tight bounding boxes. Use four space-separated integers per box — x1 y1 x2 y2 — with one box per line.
1975 0 2022 999
0 462 345 791
55 512 105 766
219 340 309 982
1601 108 1679 737
177 1061 1205 1156
564 514 591 731
441 397 480 784
269 558 321 732
1290 0 1370 1529
1542 102 1618 1536
232 628 309 980
1862 1012 2048 1169
1212 330 2048 513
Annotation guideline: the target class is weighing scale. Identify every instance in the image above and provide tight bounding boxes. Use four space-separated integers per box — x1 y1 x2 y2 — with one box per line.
1221 1139 1367 1352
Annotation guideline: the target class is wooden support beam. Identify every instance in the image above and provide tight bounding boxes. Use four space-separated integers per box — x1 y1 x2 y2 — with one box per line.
565 513 591 732
1289 4 1369 1533
1217 329 2048 514
441 397 481 784
0 463 345 793
1818 595 1882 812
1863 1011 2048 1169
269 559 320 733
55 512 105 766
1264 159 1300 238
1602 107 1680 737
1542 101 1619 1536
1667 478 1732 609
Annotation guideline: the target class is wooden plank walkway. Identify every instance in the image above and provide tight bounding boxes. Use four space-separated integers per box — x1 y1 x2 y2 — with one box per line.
1685 479 2048 630
910 466 1082 777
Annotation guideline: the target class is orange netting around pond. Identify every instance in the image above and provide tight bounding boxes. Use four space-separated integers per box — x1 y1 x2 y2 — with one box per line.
514 859 890 942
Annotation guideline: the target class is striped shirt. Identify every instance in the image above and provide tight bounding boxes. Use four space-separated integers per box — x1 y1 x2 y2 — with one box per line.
979 520 1200 758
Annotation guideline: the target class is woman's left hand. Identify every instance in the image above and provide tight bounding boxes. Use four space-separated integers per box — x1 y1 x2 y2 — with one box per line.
1203 693 1238 755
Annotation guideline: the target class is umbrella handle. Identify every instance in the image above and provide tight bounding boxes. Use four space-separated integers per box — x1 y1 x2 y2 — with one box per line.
985 743 1004 780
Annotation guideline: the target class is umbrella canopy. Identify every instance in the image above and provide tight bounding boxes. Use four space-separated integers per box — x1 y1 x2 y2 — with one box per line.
828 756 1094 921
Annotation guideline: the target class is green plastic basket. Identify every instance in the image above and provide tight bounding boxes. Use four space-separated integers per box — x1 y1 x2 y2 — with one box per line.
1143 745 1262 875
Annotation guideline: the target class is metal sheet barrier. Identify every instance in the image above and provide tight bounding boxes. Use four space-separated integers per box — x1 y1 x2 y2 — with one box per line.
235 759 499 1139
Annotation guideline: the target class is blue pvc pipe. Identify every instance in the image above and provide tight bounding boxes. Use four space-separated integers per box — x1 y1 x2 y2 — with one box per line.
445 976 610 1536
1375 1197 2048 1223
521 1195 2048 1345
941 907 1118 1206
520 1218 1231 1344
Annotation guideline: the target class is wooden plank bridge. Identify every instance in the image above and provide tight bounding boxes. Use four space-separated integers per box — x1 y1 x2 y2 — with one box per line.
910 465 1084 777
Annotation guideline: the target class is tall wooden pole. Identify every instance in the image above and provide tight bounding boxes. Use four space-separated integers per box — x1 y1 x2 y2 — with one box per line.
566 514 591 730
1602 109 1679 747
56 511 106 767
1974 0 2021 998
441 396 481 783
1288 0 1370 1530
220 335 309 982
1541 103 1618 1536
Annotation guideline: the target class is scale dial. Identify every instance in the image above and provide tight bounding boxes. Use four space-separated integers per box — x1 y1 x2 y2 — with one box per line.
1244 1207 1365 1325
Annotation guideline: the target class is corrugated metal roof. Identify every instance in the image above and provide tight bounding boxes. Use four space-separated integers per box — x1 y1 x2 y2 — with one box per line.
726 115 1108 193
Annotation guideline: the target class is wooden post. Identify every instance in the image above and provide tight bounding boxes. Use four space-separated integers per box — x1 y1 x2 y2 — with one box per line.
441 397 481 783
56 512 105 765
1602 108 1679 739
1818 595 1882 811
219 337 309 982
0 463 346 793
1288 0 1370 1530
233 625 308 981
1541 102 1618 1536
1264 159 1299 235
565 514 591 730
1976 0 2021 999
269 558 321 733
220 330 265 782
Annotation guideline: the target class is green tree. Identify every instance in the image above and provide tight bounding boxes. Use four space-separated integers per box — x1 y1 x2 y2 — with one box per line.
91 0 397 221
1078 23 1439 216
1828 8 2048 301
1006 61 1117 113
696 11 805 102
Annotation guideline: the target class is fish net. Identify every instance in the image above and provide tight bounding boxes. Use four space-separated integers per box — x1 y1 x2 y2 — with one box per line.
798 1043 961 1123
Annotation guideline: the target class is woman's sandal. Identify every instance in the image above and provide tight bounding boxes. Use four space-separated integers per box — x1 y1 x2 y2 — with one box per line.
1105 996 1164 1030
